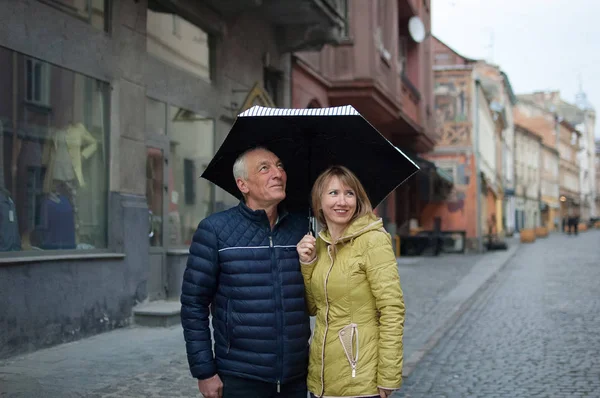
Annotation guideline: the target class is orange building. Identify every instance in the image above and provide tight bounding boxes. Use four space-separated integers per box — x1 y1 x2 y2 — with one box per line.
421 37 509 251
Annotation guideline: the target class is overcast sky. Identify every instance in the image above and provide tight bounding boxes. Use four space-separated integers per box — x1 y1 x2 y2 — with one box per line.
432 0 600 138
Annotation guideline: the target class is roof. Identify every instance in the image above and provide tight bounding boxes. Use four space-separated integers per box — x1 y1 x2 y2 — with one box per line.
432 36 479 64
514 123 543 142
513 106 555 147
500 71 518 105
517 92 588 127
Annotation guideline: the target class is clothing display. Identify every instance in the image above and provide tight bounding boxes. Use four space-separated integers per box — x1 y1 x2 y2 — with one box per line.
42 122 97 192
41 122 97 245
33 193 76 250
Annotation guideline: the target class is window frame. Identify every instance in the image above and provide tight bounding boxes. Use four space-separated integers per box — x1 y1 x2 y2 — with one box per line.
24 58 51 107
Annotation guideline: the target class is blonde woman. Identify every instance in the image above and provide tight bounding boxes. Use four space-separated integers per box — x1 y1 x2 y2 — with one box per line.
297 165 405 398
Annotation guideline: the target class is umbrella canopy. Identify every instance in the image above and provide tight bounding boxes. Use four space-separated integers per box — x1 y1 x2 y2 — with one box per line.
202 105 419 212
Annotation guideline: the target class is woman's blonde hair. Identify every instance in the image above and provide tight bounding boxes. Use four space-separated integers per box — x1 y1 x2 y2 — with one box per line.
311 165 375 233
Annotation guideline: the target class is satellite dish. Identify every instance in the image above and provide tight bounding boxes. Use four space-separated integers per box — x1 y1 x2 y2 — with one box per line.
408 16 426 43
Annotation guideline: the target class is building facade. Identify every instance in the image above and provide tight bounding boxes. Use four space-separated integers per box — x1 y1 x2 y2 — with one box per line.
519 91 596 222
596 141 600 214
423 38 506 251
513 125 542 230
513 101 561 230
291 0 442 236
0 0 345 359
540 144 561 230
557 121 582 223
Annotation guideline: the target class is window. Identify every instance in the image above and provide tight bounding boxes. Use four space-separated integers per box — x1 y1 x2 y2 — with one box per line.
40 0 109 31
0 46 109 254
264 67 283 107
398 36 408 75
377 0 391 61
25 58 50 106
334 0 350 38
147 6 212 81
145 98 215 248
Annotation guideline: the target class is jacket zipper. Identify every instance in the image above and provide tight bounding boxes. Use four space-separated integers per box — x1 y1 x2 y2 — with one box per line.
226 299 231 354
269 234 284 390
351 324 358 377
319 245 336 396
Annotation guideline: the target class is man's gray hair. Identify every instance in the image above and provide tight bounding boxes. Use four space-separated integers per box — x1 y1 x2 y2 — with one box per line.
233 146 268 180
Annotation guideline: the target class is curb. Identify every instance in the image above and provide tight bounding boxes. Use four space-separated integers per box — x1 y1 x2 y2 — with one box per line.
402 243 521 378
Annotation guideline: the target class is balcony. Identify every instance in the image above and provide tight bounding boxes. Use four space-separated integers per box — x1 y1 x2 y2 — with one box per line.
201 0 347 51
401 72 421 125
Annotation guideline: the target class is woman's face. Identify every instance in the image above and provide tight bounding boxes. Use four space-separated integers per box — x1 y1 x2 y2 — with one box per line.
320 176 357 231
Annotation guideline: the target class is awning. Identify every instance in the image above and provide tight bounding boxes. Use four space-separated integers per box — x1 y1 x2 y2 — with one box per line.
399 148 453 202
436 167 453 184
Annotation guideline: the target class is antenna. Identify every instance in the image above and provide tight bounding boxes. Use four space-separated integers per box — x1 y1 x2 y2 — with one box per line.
490 31 494 62
482 28 494 62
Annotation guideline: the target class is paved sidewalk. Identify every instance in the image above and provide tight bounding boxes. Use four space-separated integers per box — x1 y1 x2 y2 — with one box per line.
0 242 519 397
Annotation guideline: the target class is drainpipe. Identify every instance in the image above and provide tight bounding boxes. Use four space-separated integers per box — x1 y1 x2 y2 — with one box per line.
474 78 483 252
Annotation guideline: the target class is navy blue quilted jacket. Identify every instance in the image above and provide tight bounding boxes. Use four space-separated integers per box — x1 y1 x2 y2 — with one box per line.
181 201 311 385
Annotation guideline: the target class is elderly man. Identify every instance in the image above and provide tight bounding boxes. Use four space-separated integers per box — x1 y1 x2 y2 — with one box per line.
181 147 310 398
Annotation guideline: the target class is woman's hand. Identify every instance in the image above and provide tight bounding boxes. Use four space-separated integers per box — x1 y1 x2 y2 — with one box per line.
296 234 317 264
378 388 395 398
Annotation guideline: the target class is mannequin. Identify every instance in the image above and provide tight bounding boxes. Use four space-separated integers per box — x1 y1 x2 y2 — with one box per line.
42 122 97 244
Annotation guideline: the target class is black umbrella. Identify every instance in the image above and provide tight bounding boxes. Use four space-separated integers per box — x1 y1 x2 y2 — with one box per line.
202 105 419 214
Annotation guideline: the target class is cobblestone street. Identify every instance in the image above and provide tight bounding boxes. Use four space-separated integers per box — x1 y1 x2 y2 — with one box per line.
398 230 600 398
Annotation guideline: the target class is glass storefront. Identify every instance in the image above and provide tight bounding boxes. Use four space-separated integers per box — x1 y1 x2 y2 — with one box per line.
0 46 109 253
145 98 214 248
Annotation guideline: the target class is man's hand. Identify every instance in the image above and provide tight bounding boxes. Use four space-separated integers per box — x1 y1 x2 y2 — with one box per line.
297 233 317 263
197 374 223 398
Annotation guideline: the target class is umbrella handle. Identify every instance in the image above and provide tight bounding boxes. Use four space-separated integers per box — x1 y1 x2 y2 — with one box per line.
308 208 315 236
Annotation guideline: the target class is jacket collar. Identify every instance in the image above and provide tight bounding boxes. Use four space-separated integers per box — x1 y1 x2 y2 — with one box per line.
319 215 383 245
237 200 288 226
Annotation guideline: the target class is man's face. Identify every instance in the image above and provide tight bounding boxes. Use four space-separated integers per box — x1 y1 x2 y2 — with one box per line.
236 149 287 208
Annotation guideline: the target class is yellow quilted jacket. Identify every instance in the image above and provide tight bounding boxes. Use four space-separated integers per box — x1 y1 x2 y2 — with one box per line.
301 215 405 397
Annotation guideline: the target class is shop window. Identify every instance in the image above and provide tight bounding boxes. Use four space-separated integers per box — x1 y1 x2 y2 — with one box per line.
147 5 213 81
168 106 214 247
145 98 215 248
0 46 109 254
39 0 109 31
